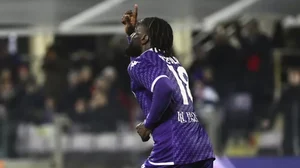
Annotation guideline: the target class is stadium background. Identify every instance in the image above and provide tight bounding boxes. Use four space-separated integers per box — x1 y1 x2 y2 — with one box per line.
0 0 300 167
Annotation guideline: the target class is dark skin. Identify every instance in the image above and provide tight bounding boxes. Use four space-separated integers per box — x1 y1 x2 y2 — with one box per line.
121 4 138 36
122 5 152 142
135 24 151 51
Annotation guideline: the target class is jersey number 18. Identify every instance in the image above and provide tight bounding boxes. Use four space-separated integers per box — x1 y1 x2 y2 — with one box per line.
168 65 193 105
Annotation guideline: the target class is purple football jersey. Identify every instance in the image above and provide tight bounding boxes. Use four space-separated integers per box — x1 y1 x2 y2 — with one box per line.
128 49 214 167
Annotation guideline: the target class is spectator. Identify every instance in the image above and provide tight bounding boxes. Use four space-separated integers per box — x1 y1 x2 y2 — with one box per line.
263 65 300 156
0 69 17 120
18 66 32 85
272 20 285 48
101 66 117 84
76 66 93 99
71 50 103 74
42 44 69 108
42 97 55 124
0 41 18 83
193 79 219 120
188 45 209 89
241 19 273 131
88 90 113 132
93 76 110 93
17 80 43 123
207 26 240 101
0 68 19 158
61 71 81 111
69 98 89 124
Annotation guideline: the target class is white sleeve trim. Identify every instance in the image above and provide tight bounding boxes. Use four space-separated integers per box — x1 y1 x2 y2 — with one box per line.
148 161 175 166
150 75 168 92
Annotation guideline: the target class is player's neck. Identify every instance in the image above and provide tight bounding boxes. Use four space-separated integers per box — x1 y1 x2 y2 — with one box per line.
141 44 151 53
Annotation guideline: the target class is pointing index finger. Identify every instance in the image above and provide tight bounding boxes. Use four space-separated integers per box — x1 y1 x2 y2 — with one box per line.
133 4 138 17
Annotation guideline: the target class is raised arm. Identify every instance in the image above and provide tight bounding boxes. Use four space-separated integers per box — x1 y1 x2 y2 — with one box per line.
121 4 138 43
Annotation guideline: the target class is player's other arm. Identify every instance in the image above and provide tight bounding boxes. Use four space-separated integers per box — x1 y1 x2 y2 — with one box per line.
144 76 174 129
132 59 175 129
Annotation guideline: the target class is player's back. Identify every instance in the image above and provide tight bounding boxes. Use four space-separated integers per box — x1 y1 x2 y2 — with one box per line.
128 49 214 166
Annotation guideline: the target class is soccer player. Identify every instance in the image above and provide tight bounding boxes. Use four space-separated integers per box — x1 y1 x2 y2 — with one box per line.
121 5 215 168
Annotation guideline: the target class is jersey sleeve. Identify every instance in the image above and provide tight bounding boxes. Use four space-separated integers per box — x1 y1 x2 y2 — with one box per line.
131 59 169 92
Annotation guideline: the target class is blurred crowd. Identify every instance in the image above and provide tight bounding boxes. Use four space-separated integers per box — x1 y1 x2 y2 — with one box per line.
0 40 133 157
0 44 130 130
0 18 300 158
189 19 274 154
189 18 300 156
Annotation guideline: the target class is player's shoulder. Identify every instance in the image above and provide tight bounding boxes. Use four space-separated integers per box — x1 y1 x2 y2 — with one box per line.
139 48 166 65
128 54 152 74
139 48 180 66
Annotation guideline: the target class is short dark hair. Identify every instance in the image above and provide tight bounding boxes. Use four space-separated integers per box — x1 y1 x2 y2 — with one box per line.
139 17 174 57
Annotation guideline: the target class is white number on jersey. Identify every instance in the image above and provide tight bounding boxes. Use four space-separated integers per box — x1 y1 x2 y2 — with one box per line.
168 65 193 105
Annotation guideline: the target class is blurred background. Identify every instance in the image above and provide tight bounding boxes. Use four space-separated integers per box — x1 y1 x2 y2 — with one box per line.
0 0 300 167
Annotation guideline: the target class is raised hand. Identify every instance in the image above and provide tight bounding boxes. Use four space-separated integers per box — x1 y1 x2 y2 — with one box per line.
121 4 138 36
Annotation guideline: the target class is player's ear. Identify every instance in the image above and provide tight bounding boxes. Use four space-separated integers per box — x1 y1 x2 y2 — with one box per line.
140 34 149 45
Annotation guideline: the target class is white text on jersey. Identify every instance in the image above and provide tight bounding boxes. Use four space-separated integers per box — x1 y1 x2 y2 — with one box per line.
177 111 199 123
159 56 180 65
